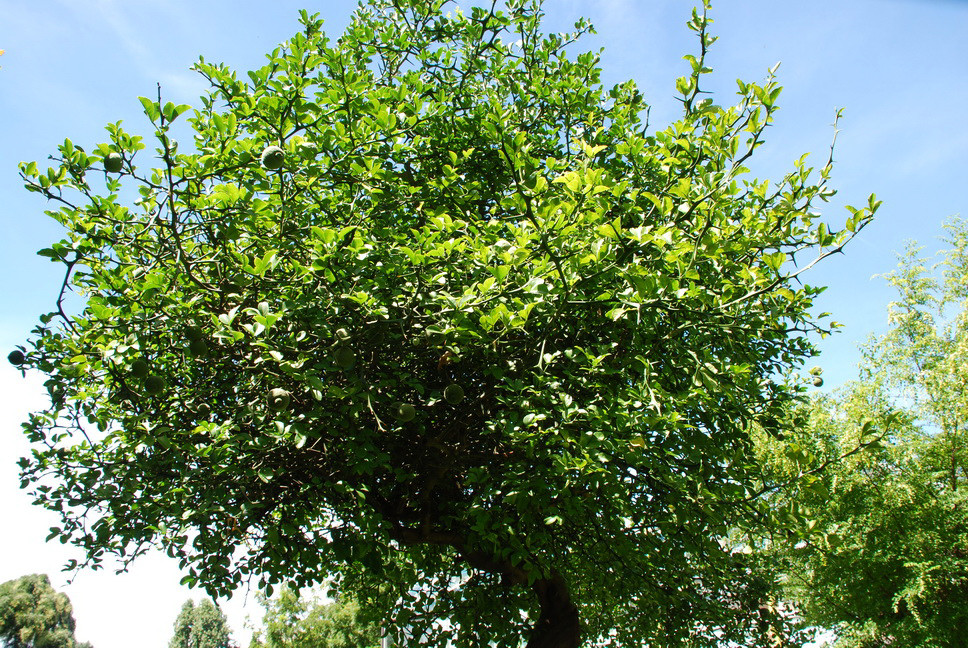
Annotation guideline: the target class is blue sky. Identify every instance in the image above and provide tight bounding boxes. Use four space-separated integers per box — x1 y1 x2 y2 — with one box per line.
1 1 965 647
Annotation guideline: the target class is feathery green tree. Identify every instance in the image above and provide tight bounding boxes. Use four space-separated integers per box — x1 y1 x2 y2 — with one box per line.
169 599 232 648
761 220 968 646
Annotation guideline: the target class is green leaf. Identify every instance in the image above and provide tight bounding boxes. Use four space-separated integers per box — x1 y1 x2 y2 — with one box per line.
138 96 161 122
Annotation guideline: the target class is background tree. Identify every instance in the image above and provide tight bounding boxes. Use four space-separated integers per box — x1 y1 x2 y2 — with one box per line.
861 218 968 492
248 587 379 648
11 0 877 646
760 220 968 646
0 574 92 648
169 599 233 648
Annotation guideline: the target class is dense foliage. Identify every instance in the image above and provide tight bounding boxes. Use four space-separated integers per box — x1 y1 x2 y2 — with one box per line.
249 587 380 648
762 220 968 647
12 1 877 645
0 575 91 648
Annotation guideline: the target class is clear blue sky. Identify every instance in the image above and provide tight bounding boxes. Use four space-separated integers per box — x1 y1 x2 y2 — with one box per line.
1 1 965 647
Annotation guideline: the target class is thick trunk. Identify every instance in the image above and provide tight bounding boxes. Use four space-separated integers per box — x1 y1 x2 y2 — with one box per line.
389 527 581 647
526 573 581 648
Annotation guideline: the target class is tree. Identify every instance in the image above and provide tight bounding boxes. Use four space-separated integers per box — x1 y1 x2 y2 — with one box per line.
248 587 380 648
169 599 233 648
0 574 92 648
761 221 968 646
861 218 968 493
12 1 878 646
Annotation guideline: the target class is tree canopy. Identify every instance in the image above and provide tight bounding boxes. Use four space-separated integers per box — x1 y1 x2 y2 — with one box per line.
169 599 233 648
0 574 91 648
249 587 380 648
12 1 878 646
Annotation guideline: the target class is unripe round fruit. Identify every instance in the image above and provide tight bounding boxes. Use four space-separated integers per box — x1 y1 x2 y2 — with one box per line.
189 338 210 358
260 145 285 170
812 376 824 387
103 152 123 173
7 350 25 366
144 375 165 396
196 403 212 418
185 326 204 341
394 402 416 422
268 388 291 411
334 347 356 370
443 384 465 404
129 358 149 378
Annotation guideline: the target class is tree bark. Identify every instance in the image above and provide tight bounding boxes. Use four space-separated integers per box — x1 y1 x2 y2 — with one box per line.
389 526 581 647
526 572 581 648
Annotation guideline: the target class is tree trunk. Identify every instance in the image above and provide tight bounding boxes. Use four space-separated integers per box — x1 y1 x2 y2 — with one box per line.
390 528 582 647
526 573 581 648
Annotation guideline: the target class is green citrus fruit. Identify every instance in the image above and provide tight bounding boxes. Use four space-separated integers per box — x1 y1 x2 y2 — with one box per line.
334 347 356 370
394 402 416 422
7 350 25 366
144 375 165 396
443 384 465 404
196 403 212 418
260 145 285 170
189 338 210 358
812 376 824 387
103 152 123 173
129 358 149 378
268 388 291 411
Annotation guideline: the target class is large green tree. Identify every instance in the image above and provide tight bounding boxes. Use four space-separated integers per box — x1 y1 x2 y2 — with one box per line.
760 220 968 646
248 587 380 648
11 1 877 646
0 574 91 648
169 599 233 648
